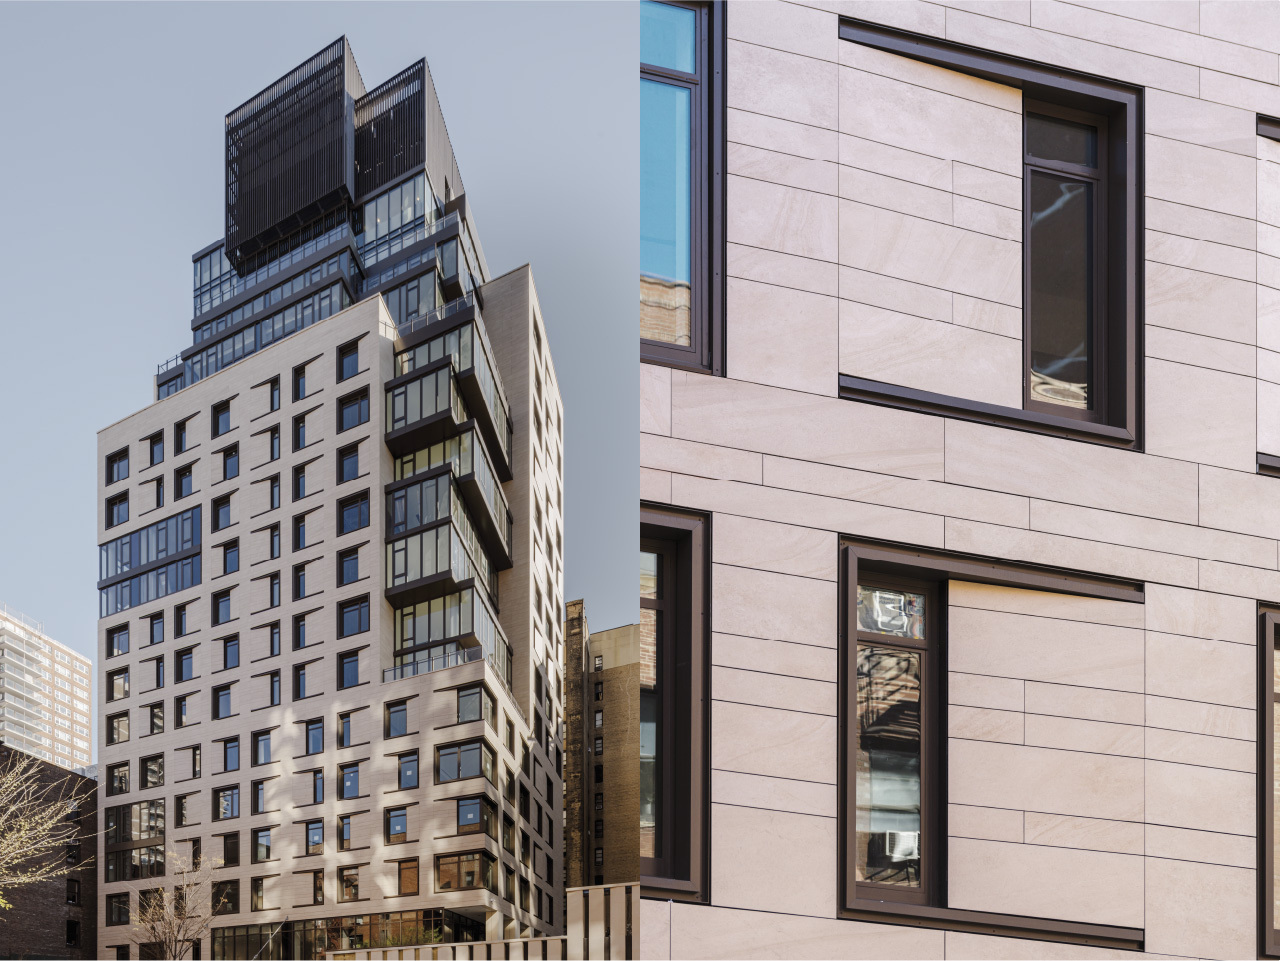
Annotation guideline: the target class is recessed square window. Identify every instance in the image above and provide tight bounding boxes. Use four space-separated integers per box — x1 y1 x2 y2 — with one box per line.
212 401 231 438
212 494 232 531
106 493 129 529
338 445 359 483
338 389 369 433
338 547 359 586
106 448 129 485
338 342 359 381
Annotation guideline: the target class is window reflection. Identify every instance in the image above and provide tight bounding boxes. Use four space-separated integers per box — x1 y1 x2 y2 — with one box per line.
856 586 925 640
855 648 922 889
1028 172 1092 409
640 78 692 347
639 549 662 860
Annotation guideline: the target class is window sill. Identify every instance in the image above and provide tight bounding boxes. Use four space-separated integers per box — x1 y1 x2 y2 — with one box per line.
640 875 703 904
839 375 1137 450
841 900 1142 951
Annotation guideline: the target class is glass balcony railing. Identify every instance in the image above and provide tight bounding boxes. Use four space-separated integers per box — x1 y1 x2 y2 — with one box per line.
391 428 511 555
359 210 459 275
395 315 511 472
385 361 468 440
193 222 355 318
158 282 352 396
386 585 512 688
384 498 497 604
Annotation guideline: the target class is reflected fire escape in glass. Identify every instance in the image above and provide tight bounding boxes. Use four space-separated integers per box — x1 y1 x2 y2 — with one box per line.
1025 110 1102 413
855 585 925 893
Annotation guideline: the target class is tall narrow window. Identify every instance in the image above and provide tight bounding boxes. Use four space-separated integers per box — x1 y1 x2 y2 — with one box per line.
639 506 707 900
1024 104 1106 419
836 23 1142 447
1262 608 1280 955
639 0 723 374
849 575 936 906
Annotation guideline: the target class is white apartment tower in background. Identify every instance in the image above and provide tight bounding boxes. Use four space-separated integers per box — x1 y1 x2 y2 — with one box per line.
0 605 93 770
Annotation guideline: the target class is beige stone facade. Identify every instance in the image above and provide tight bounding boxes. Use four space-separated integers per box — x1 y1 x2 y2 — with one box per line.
97 279 564 957
639 2 1280 958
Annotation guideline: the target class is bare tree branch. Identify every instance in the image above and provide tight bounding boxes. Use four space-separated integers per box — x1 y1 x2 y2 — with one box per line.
0 749 95 912
128 849 227 961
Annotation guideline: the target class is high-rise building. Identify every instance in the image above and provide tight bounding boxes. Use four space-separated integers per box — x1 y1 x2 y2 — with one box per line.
563 600 639 889
0 605 93 770
96 38 564 960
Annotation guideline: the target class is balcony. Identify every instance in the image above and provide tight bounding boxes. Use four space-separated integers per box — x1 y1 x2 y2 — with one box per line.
384 507 497 610
385 584 512 689
387 461 511 568
395 301 512 479
384 357 469 457
389 426 511 559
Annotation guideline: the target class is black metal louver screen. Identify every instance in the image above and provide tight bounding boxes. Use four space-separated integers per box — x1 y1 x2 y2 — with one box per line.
354 61 426 199
225 38 356 271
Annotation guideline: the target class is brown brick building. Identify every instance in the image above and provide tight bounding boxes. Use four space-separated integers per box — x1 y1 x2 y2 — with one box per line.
563 601 639 889
0 746 97 960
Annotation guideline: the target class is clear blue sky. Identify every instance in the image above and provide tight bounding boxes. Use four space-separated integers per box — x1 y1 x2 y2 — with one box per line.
0 2 639 677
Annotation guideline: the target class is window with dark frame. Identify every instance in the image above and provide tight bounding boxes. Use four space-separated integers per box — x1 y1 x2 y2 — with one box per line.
836 541 1146 949
338 492 370 535
107 448 129 484
338 547 359 586
337 388 369 432
212 400 231 438
338 342 360 381
836 22 1142 448
847 572 936 907
639 505 708 901
106 492 129 529
223 444 239 480
338 444 360 483
639 0 725 375
337 650 360 688
306 820 323 856
338 598 369 638
1261 607 1280 956
212 494 232 532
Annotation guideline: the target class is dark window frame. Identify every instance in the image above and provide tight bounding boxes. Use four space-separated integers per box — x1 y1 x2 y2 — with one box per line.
1260 607 1280 956
837 539 1145 950
836 19 1143 451
639 0 726 377
211 400 232 438
106 492 129 529
639 504 708 903
106 447 130 485
337 387 370 434
338 341 360 382
845 569 940 909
